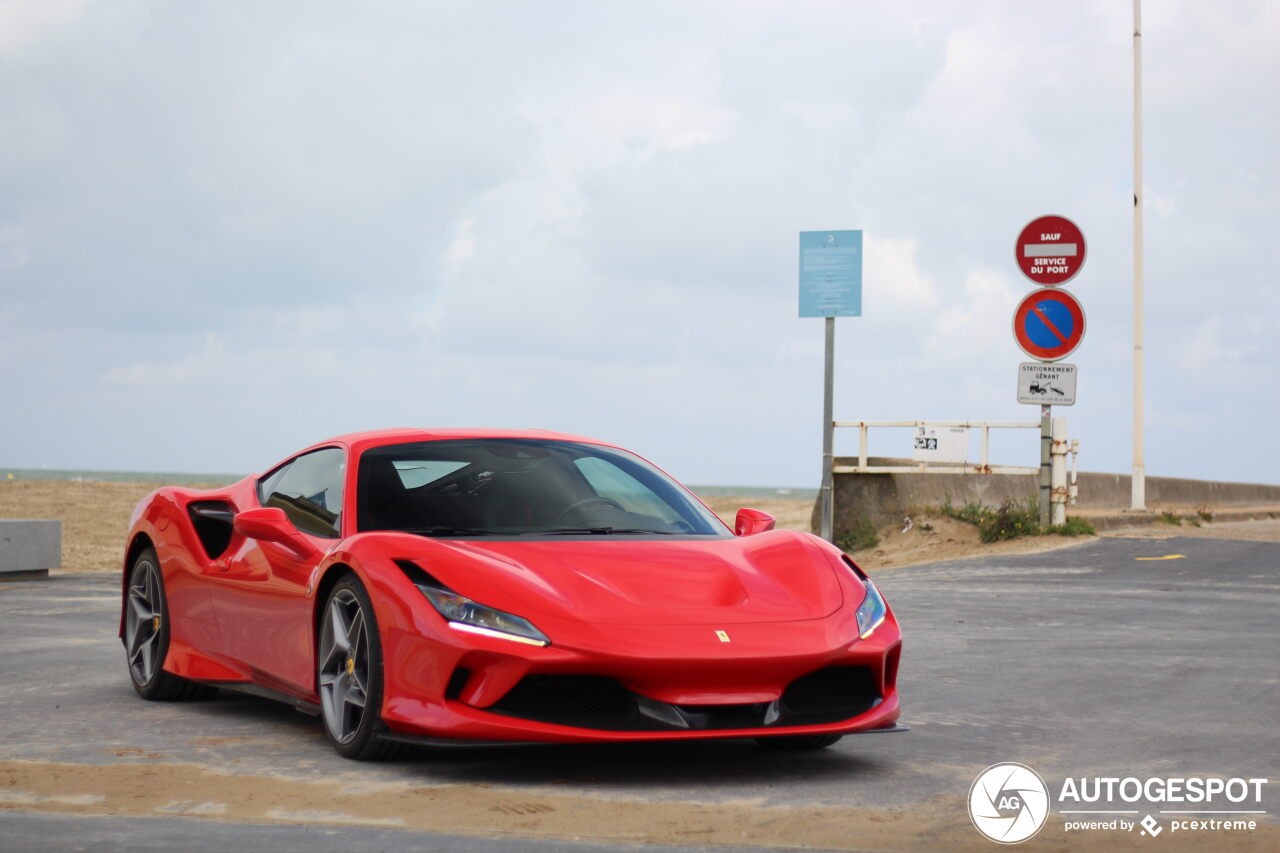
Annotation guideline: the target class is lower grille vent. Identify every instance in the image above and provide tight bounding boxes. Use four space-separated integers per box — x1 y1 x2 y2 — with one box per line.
482 666 880 732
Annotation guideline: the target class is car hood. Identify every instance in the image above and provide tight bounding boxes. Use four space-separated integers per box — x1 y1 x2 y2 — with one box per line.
399 530 845 626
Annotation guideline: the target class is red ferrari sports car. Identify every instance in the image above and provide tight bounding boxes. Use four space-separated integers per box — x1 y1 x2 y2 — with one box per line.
120 429 902 759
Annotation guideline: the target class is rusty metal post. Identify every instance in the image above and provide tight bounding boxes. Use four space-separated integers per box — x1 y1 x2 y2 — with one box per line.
1040 405 1052 527
1069 439 1080 505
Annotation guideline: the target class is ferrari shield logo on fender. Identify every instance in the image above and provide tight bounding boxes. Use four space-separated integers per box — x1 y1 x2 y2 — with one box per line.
715 630 730 643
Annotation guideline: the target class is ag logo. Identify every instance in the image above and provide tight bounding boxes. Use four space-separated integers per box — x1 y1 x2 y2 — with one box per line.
969 763 1050 844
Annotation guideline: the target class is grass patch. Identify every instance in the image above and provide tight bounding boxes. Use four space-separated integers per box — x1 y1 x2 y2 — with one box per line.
1157 510 1182 525
1187 517 1202 527
834 514 879 552
935 496 1094 543
1045 517 1097 537
1196 509 1214 523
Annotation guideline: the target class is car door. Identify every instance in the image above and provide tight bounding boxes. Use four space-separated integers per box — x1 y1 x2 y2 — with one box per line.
208 446 346 696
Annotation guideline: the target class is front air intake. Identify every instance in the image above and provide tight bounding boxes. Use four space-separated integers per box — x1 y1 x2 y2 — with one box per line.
480 667 881 732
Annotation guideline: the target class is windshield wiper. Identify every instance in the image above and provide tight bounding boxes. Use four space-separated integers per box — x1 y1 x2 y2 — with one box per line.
540 527 675 535
400 526 502 537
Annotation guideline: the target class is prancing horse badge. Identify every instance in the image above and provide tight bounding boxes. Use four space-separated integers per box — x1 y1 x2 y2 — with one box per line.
715 630 731 643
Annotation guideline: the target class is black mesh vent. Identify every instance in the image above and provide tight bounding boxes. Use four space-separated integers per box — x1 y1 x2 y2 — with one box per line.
781 666 879 718
480 667 881 732
488 675 636 728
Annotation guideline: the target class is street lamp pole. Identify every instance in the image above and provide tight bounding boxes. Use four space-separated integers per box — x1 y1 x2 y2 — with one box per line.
1131 0 1147 511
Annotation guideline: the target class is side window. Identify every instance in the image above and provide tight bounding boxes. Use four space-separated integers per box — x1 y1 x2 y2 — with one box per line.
257 447 346 538
573 457 682 525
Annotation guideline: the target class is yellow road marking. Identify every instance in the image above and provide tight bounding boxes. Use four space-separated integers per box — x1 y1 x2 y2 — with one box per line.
1135 554 1186 561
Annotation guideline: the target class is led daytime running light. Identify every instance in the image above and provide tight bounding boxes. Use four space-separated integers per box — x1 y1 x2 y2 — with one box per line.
447 621 549 646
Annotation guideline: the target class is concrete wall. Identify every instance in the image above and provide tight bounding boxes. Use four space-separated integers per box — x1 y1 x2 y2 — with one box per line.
1072 472 1280 507
0 519 61 579
812 459 1280 538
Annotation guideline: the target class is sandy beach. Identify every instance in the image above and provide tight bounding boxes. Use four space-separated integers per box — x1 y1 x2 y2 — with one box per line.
3 480 1278 575
2 479 1280 571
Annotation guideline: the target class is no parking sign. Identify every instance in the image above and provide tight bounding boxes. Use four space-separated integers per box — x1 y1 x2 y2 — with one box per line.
1012 288 1086 362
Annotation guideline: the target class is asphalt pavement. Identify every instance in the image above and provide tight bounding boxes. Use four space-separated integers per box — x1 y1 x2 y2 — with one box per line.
1 535 1276 850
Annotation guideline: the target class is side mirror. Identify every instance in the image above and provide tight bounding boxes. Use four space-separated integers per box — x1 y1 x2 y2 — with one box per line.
234 507 318 559
734 508 776 537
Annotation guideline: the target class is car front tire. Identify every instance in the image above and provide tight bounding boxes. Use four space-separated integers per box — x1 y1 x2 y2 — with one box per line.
317 574 403 760
124 548 218 701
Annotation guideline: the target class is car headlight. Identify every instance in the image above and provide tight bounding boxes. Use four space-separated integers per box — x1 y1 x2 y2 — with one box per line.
855 579 887 639
416 584 550 647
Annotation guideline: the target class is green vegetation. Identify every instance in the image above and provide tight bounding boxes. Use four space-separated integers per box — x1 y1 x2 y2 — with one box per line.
1045 517 1097 537
834 514 879 552
1196 509 1214 523
936 496 1095 543
1158 510 1182 525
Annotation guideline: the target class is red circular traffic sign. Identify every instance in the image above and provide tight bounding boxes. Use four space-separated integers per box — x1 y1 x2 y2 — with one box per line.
1015 215 1086 286
1013 288 1086 361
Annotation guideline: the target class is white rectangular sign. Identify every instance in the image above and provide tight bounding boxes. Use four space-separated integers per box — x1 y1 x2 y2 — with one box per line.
912 425 968 463
1018 362 1077 406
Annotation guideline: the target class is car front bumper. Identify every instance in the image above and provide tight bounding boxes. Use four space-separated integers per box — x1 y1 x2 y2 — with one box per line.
378 605 902 744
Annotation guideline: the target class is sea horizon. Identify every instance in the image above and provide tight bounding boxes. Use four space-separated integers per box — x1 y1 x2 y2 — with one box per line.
0 467 819 500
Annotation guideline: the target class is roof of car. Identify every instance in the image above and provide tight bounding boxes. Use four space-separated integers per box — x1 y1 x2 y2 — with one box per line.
304 428 617 456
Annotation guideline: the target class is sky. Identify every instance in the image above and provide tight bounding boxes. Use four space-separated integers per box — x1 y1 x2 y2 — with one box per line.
1 0 1277 487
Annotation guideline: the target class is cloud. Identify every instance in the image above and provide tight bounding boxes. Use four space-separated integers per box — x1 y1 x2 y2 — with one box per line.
933 269 1018 346
1 1 1277 486
1174 318 1252 388
0 0 86 57
866 235 939 313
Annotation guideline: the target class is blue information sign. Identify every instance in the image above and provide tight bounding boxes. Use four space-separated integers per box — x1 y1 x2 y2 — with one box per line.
799 230 862 317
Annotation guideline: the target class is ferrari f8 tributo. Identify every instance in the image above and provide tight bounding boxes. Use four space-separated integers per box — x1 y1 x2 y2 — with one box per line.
120 429 902 758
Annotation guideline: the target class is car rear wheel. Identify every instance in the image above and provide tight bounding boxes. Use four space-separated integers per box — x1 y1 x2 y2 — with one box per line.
125 548 218 701
754 734 843 750
317 575 402 760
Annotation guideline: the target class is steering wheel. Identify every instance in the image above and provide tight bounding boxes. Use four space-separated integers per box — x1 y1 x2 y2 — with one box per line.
553 497 624 525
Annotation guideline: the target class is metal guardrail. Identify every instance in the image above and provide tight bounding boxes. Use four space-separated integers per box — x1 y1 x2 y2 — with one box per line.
820 418 1078 540
832 420 1042 475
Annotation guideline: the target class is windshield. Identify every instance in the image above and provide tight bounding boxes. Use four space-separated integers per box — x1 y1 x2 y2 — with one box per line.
356 439 730 538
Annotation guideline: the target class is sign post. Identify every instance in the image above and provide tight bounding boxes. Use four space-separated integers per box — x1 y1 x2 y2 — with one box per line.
1040 405 1052 527
1013 219 1087 529
799 230 862 543
822 317 834 540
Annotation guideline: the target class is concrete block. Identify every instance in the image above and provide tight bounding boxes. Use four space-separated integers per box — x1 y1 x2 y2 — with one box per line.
0 519 61 579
